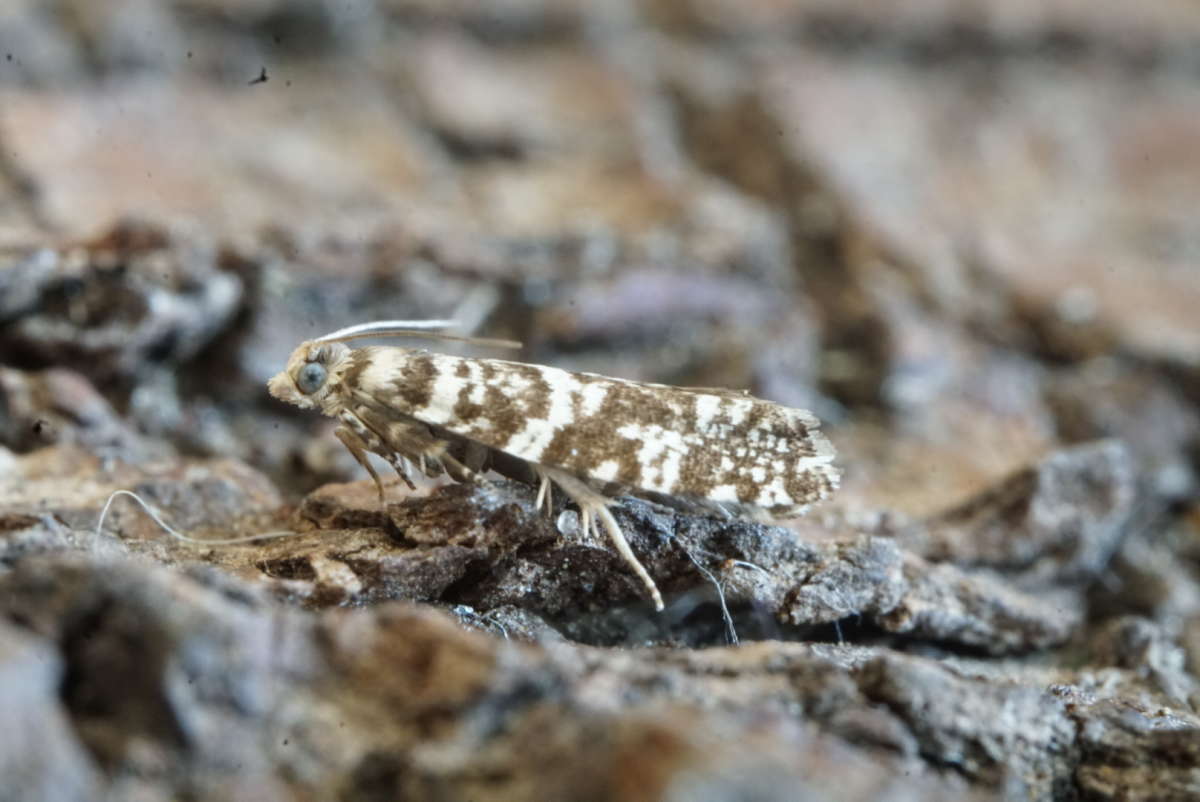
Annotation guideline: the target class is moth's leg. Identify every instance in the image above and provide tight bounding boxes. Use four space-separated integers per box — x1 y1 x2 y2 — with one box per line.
533 465 553 515
578 507 592 542
593 504 663 610
540 466 664 611
391 426 480 485
462 440 490 475
357 411 454 481
437 437 489 485
381 453 417 491
335 426 387 503
358 408 486 487
437 450 482 485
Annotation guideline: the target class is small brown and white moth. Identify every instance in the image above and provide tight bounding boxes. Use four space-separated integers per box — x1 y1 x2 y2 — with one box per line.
268 321 840 610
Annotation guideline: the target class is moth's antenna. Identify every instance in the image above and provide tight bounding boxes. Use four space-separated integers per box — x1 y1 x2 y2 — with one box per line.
316 320 457 341
316 320 521 350
94 489 304 550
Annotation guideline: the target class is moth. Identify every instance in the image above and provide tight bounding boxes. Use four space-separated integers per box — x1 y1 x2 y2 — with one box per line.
268 321 840 611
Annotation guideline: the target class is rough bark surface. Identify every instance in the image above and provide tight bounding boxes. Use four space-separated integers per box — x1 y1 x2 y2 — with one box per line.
2 2 1200 800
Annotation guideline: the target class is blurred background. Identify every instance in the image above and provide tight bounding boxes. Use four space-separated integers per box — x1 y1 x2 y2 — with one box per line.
2 3 1200 800
2 0 1197 517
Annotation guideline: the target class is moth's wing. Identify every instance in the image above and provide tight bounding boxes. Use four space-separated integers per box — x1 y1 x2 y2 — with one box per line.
349 351 838 515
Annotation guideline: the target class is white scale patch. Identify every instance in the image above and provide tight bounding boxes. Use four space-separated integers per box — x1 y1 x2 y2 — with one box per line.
693 394 723 430
756 476 794 507
658 448 683 492
615 422 686 492
592 459 620 481
467 359 487 405
424 361 469 425
709 484 739 503
579 382 609 416
792 454 836 473
503 366 580 459
724 398 753 425
358 348 407 389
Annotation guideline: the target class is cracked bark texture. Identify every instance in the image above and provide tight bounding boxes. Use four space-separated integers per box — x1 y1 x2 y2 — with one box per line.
3 1 1200 800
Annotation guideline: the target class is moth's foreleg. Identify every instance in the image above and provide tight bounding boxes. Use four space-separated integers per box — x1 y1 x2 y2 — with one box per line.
357 409 487 488
335 426 388 504
541 466 664 612
356 411 451 480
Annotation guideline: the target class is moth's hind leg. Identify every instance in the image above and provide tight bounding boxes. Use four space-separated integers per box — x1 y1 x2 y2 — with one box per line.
539 466 664 611
533 465 553 516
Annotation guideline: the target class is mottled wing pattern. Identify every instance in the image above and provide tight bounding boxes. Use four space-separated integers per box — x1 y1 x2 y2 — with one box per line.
344 347 839 517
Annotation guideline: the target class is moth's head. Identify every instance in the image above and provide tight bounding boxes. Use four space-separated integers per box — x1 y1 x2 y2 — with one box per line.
268 340 351 411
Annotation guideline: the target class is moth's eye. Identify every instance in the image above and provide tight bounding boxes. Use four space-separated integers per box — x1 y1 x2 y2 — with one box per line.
296 362 327 395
